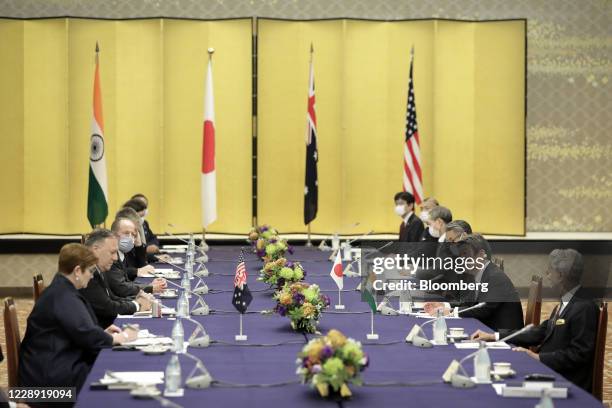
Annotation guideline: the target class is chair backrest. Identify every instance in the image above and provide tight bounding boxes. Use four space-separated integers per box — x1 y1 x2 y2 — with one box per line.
591 302 608 400
3 297 21 387
525 275 543 326
32 273 45 302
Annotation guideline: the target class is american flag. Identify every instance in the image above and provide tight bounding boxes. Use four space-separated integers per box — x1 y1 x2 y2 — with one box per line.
233 251 247 288
402 47 423 204
232 251 252 313
304 44 318 225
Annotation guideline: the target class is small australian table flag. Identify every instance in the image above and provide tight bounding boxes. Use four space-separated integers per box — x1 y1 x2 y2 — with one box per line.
232 251 252 313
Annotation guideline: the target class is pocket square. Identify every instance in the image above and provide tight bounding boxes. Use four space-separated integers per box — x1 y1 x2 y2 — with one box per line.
555 318 565 326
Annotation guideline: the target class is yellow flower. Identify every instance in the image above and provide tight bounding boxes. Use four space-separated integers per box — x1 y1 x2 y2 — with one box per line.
306 341 323 362
279 293 292 305
302 302 315 318
256 239 265 250
327 329 347 348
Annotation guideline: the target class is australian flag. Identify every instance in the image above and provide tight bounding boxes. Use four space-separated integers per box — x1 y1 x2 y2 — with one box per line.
232 251 252 314
304 45 318 225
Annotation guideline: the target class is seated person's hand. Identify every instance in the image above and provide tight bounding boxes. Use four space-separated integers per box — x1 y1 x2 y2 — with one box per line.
156 253 172 262
136 294 152 311
146 244 160 254
104 324 121 335
470 329 496 341
423 302 445 315
151 277 167 293
137 264 155 277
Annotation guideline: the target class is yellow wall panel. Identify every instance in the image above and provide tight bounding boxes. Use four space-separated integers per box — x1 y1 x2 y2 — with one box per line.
162 19 252 234
67 19 117 232
432 21 477 225
258 20 344 233
22 19 68 233
114 20 163 228
473 21 525 234
0 20 24 233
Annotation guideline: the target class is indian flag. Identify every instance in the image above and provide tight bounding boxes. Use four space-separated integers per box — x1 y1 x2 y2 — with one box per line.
362 270 378 312
201 51 217 228
87 42 108 228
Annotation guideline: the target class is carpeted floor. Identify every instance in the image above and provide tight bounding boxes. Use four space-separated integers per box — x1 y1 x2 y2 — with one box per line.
1 298 610 406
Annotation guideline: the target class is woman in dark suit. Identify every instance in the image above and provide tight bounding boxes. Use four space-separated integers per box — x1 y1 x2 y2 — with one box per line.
18 243 137 396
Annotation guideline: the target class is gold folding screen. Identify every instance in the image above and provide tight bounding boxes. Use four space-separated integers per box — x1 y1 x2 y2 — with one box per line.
0 18 253 234
258 19 525 235
0 18 524 236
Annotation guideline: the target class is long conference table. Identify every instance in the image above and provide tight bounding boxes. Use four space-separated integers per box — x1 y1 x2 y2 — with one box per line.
76 246 603 407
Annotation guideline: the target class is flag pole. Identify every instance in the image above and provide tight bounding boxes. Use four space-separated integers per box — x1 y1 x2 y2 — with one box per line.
367 310 379 340
306 223 313 247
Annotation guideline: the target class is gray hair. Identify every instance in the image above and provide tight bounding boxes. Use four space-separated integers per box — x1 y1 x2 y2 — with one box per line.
84 228 117 247
429 206 452 224
446 221 466 234
549 249 583 286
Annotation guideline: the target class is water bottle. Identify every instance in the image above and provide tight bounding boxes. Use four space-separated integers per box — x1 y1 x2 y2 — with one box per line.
188 233 195 263
474 341 491 382
181 273 191 298
535 389 554 408
176 291 189 318
171 318 184 353
186 256 194 280
433 308 447 343
332 233 340 250
164 354 182 393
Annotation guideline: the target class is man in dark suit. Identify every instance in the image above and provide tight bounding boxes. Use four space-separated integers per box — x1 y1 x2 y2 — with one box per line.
106 217 166 298
81 229 152 328
424 234 524 332
394 192 424 242
472 249 599 391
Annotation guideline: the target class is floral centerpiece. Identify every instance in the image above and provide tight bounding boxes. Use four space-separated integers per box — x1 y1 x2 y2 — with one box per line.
260 236 292 262
259 258 306 289
247 224 278 245
296 329 369 398
273 282 329 333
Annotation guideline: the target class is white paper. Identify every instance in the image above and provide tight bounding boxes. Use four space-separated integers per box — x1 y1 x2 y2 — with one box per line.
413 312 461 319
117 315 152 319
101 371 164 385
454 341 510 350
124 337 174 347
162 307 176 315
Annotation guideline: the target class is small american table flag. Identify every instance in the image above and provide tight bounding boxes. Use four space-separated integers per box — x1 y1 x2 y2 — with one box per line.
402 47 423 204
232 251 252 314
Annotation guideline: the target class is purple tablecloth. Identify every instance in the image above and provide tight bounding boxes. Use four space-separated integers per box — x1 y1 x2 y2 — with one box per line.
76 246 603 407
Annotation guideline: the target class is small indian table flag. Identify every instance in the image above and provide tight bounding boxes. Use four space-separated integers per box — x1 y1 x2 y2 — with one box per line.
363 271 379 340
330 250 344 309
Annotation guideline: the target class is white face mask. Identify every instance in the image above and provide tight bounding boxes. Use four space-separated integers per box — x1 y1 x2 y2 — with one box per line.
428 225 441 238
394 204 407 217
419 210 429 222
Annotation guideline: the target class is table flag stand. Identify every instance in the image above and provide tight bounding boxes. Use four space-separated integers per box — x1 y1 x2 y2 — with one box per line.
235 313 247 341
366 310 379 340
334 288 345 310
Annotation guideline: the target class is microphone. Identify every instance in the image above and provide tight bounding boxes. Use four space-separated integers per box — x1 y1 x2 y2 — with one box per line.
345 230 375 246
180 352 213 389
405 317 437 348
182 316 211 348
453 302 487 317
164 279 210 316
157 259 209 294
442 324 535 388
166 225 206 255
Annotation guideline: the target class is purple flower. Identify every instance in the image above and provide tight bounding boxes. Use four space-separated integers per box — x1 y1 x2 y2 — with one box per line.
302 356 310 367
269 238 277 244
322 295 331 307
288 245 294 254
321 345 333 359
293 292 305 305
286 261 294 268
256 249 265 258
312 364 322 373
260 226 269 232
276 305 287 316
